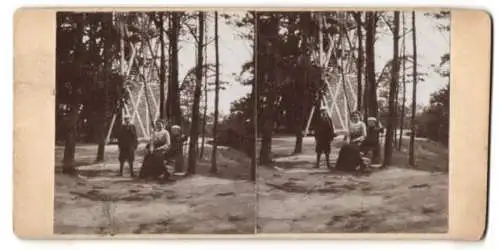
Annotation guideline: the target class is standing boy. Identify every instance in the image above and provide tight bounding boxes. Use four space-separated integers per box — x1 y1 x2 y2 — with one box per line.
313 107 336 169
117 115 138 177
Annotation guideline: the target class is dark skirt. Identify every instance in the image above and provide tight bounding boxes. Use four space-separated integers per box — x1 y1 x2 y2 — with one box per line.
139 150 168 179
335 143 364 172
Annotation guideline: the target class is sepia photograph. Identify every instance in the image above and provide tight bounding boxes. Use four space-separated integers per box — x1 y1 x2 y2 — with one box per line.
12 6 491 240
255 11 450 233
53 10 257 234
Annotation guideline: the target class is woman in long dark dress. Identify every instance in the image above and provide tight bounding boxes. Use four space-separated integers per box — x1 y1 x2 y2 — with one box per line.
139 120 171 180
335 111 367 172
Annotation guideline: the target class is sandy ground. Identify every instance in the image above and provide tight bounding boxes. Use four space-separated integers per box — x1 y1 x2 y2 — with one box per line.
54 143 256 235
256 136 449 233
54 135 448 235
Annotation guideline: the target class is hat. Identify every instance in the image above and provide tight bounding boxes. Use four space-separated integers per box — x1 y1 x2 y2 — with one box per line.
367 117 377 122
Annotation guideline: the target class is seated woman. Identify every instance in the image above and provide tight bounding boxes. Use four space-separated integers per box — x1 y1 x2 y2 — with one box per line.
335 111 367 172
139 120 171 181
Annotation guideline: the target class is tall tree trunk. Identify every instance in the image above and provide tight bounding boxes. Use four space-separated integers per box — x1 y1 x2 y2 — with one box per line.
167 12 181 126
63 106 79 174
211 11 220 174
364 11 380 163
383 11 400 167
293 12 311 155
398 12 406 150
167 12 184 172
187 12 204 175
96 13 113 162
62 14 84 174
365 12 378 118
159 12 166 119
249 11 258 182
354 12 364 112
258 14 278 165
200 15 208 159
409 11 418 166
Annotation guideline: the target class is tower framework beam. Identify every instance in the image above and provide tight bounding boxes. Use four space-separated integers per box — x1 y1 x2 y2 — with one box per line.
304 12 359 135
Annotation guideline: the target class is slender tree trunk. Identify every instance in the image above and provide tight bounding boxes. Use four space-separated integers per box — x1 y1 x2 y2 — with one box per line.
62 14 84 174
383 11 400 167
393 78 399 147
354 12 364 112
167 12 184 172
409 11 418 166
211 11 220 174
258 14 278 165
167 12 181 126
200 15 208 159
63 106 79 174
293 12 311 155
398 12 406 150
249 11 258 182
364 11 380 163
365 12 378 118
96 13 114 162
159 12 166 119
187 12 204 175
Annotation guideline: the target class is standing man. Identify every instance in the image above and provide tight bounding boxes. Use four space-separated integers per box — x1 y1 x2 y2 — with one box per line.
117 115 138 177
313 107 336 169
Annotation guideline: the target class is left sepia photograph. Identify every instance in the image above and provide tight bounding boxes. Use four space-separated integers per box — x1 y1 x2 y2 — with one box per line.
54 10 256 235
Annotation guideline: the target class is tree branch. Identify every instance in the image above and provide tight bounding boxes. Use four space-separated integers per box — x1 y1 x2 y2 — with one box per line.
381 14 394 34
399 28 414 39
184 23 199 43
350 11 364 29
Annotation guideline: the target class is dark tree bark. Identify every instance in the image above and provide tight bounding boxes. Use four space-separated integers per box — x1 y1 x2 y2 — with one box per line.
365 12 378 118
96 13 114 162
293 12 311 155
398 12 406 150
167 12 184 172
383 11 400 167
249 11 258 182
63 106 79 174
167 12 182 126
211 11 220 174
159 12 166 119
364 11 381 164
258 14 279 165
62 13 84 174
353 12 364 112
409 11 418 166
187 12 205 175
200 15 208 159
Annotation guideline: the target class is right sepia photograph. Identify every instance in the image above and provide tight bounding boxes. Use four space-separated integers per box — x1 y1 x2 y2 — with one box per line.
255 11 450 233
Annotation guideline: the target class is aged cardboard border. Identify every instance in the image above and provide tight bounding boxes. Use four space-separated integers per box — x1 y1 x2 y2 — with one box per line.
13 7 490 240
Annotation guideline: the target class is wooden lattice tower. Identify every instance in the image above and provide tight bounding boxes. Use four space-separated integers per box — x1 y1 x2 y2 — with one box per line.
304 12 359 134
106 12 166 142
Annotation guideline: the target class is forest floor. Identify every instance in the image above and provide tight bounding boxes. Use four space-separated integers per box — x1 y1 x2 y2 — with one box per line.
256 135 449 233
54 142 256 235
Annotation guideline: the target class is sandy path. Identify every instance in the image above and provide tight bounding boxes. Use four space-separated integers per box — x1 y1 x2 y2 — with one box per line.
256 136 448 233
54 144 256 235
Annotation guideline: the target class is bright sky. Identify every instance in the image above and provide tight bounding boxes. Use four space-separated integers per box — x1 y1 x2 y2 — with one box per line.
175 11 449 116
177 12 253 116
374 11 450 105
